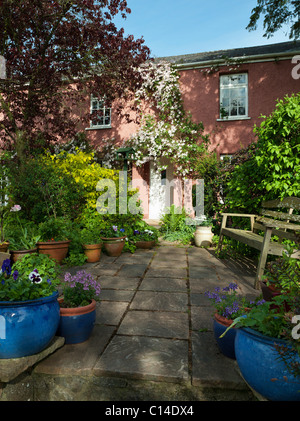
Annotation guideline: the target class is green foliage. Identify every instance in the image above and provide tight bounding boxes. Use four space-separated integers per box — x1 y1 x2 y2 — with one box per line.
11 253 61 284
263 246 300 293
160 205 195 244
6 155 85 223
38 216 73 242
224 94 300 214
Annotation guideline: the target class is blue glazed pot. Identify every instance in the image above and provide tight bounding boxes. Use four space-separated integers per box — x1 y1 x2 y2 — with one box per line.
213 313 236 359
56 299 96 344
235 328 300 401
0 291 60 359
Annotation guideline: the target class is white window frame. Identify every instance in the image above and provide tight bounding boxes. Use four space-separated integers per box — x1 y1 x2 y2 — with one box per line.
218 73 249 121
88 96 111 129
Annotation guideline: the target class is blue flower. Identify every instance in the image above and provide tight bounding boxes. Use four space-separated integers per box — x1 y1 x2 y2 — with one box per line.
12 270 19 280
1 259 11 276
120 228 125 233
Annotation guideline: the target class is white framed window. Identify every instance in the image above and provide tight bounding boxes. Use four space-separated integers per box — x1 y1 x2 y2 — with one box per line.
89 96 111 129
220 154 233 163
219 73 248 120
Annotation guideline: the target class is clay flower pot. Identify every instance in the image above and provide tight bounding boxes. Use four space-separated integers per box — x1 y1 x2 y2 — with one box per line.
37 240 70 264
83 243 102 263
135 240 156 249
0 242 9 253
10 248 38 263
101 237 126 257
57 298 96 344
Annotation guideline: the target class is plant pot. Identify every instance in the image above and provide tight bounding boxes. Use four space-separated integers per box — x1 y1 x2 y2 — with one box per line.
56 298 96 344
0 242 9 253
194 226 213 247
135 240 156 249
213 313 236 359
10 247 38 263
37 240 70 264
101 237 126 257
235 327 300 401
0 291 60 358
83 243 102 263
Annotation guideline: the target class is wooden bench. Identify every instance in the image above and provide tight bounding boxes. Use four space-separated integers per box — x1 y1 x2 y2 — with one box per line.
217 197 300 289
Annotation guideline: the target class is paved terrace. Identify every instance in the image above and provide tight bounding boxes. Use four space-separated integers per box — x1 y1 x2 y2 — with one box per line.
0 245 261 401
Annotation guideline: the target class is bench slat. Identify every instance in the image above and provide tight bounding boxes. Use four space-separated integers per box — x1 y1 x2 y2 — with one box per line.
262 197 300 210
261 209 300 222
256 216 300 231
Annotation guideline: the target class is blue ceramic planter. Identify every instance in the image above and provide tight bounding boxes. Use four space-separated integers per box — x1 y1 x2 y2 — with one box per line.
213 314 236 359
56 299 96 344
235 328 300 401
0 291 60 359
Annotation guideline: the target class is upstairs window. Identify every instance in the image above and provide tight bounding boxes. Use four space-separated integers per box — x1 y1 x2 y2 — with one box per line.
219 73 248 120
90 97 111 128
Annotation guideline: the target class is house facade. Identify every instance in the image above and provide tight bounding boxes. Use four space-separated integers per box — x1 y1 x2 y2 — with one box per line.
83 41 300 219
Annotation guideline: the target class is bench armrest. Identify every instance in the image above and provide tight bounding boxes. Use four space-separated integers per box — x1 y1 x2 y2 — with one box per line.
220 213 257 217
220 213 257 231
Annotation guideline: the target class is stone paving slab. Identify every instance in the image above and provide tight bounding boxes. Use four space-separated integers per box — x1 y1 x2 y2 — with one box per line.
96 301 128 325
118 310 189 339
98 276 140 290
35 326 114 376
93 335 189 383
145 267 188 279
190 306 214 332
191 331 247 389
100 289 135 302
139 277 187 292
130 290 188 312
117 264 148 278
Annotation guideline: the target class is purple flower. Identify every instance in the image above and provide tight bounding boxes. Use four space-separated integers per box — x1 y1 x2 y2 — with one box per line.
12 270 19 280
112 225 118 232
1 259 11 276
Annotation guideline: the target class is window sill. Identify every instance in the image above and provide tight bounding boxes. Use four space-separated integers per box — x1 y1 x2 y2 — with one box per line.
217 117 251 122
85 126 111 131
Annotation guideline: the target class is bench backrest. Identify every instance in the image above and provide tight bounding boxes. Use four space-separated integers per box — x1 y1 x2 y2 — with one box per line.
254 197 300 243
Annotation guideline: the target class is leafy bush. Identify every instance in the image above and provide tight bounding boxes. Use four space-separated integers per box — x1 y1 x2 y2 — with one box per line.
224 94 300 214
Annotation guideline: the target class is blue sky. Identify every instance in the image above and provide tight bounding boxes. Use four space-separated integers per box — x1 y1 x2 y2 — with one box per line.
113 0 291 58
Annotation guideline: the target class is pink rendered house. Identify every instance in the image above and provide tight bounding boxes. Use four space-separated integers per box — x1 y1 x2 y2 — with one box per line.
83 41 300 220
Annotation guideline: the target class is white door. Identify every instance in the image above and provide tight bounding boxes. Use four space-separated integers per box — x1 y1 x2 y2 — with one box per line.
149 160 174 219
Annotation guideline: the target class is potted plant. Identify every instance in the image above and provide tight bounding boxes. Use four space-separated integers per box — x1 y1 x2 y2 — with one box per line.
260 246 300 302
37 216 71 263
205 282 265 359
57 270 101 344
194 216 214 247
100 225 126 256
0 258 60 358
220 293 300 401
131 227 158 249
7 205 41 262
80 228 102 263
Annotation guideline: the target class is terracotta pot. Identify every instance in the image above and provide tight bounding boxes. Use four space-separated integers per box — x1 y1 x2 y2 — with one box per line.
0 242 9 253
101 237 125 257
10 248 37 263
37 240 70 264
57 298 96 344
83 243 102 263
135 240 156 249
